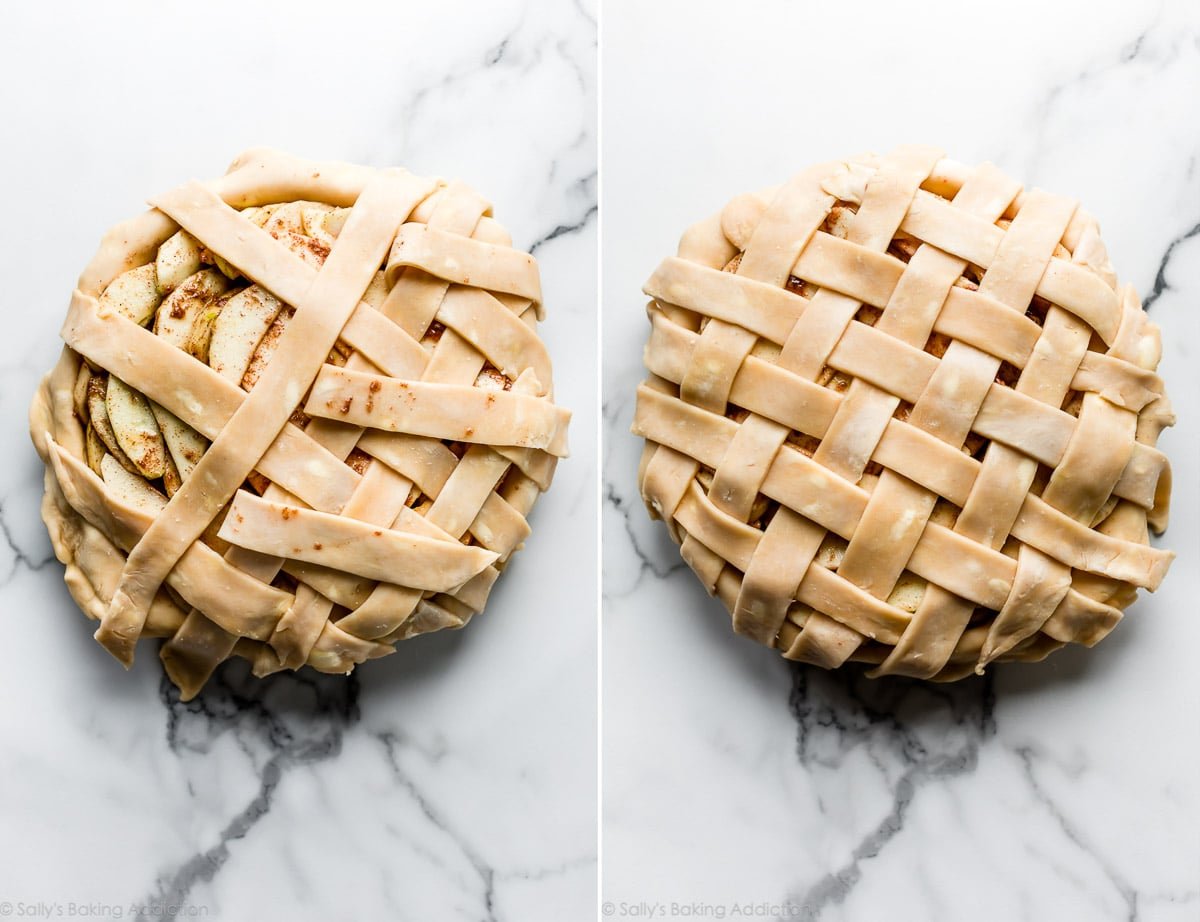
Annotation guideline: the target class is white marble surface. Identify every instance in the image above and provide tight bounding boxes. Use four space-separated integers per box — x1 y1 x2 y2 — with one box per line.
0 1 596 919
602 1 1200 919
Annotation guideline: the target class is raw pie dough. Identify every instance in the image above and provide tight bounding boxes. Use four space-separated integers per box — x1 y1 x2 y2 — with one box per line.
632 146 1174 679
30 149 569 699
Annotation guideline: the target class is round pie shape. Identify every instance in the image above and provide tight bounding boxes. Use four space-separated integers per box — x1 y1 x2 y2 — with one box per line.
632 145 1174 680
31 149 570 699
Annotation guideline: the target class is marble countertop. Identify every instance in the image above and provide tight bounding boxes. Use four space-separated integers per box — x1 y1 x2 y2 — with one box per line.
602 1 1199 919
0 1 596 919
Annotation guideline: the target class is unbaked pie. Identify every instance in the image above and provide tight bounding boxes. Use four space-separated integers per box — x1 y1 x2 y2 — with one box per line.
31 149 570 698
632 145 1173 679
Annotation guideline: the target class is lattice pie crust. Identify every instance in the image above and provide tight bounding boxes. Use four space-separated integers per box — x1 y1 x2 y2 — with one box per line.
31 149 569 699
633 146 1173 680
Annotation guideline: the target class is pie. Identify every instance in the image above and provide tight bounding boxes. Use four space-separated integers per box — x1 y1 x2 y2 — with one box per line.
632 145 1174 679
30 148 570 699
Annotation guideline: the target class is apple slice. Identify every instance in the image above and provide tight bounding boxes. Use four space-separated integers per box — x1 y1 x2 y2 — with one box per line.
302 203 354 249
149 401 208 481
100 454 167 513
208 285 283 384
105 375 166 480
162 451 182 498
99 264 161 325
240 308 292 391
86 375 140 475
73 364 91 420
154 269 230 348
323 207 351 239
85 425 106 476
183 292 231 364
156 231 203 294
261 202 306 237
247 203 280 228
211 251 241 281
301 203 334 236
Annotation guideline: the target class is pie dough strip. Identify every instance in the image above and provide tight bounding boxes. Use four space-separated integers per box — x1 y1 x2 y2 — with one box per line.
250 203 506 667
337 304 429 379
384 182 494 340
434 286 553 389
635 386 1017 607
735 147 944 647
898 193 1122 342
719 165 843 643
1041 587 1123 646
977 545 1074 669
39 470 186 638
215 195 474 673
672 482 909 644
640 444 697 544
306 366 570 456
47 441 291 632
336 377 541 640
97 171 428 665
875 190 1082 677
312 189 539 647
211 148 379 210
644 310 1165 513
633 382 1167 589
61 294 359 513
385 223 543 314
679 321 758 413
218 491 496 590
647 258 1043 369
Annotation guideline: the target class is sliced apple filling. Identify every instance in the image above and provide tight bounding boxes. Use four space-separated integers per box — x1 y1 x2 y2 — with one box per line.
75 201 359 510
76 199 519 539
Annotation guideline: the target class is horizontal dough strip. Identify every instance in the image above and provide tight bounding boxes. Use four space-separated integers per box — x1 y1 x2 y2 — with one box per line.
897 191 1122 342
635 386 1015 609
218 491 497 592
385 224 543 315
672 481 909 644
337 285 555 400
435 286 553 391
633 384 1168 592
643 311 1165 512
47 441 291 638
649 256 1046 369
306 366 571 457
690 198 1122 344
63 292 360 513
357 431 532 557
337 303 429 379
647 263 1160 413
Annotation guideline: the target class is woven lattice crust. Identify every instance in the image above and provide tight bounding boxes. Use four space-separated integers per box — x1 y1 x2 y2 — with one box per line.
31 149 569 699
633 146 1173 680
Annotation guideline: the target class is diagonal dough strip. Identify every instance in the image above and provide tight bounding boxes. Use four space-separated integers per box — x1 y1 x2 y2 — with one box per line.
47 440 291 635
95 170 434 666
